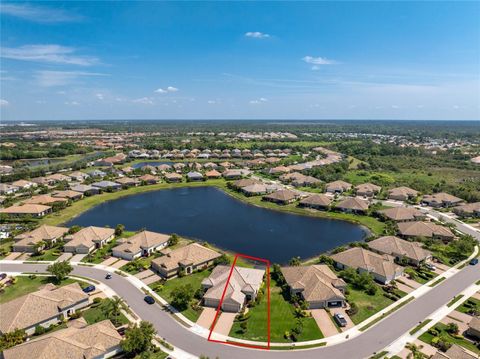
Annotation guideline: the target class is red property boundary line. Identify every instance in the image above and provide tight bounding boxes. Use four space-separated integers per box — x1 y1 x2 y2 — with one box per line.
207 253 271 350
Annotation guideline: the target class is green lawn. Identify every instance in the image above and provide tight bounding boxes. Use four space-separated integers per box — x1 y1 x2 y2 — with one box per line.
346 285 396 324
0 239 13 259
29 242 64 261
229 279 323 343
0 276 77 304
456 297 480 315
150 269 212 322
82 299 129 326
419 322 480 354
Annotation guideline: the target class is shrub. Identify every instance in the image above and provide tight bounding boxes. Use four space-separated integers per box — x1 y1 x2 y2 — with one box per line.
34 325 46 336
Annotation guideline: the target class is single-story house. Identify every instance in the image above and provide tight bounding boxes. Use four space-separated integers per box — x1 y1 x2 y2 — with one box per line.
31 177 55 186
331 247 404 284
355 183 382 198
222 169 244 180
51 190 84 201
164 172 183 182
241 183 268 196
299 194 332 210
115 176 140 187
112 230 170 261
2 319 122 359
0 283 89 335
0 184 19 195
0 204 52 218
92 181 122 191
263 189 299 205
45 173 71 183
151 243 221 278
453 202 480 218
377 207 426 222
231 178 260 189
397 221 455 241
335 197 370 214
11 180 37 190
281 265 346 309
64 226 115 254
202 265 265 312
138 174 160 184
431 344 478 359
325 180 352 194
68 171 90 182
467 316 480 339
388 187 419 201
87 169 107 178
22 194 69 206
70 184 100 195
268 166 291 176
13 225 69 253
187 171 204 181
292 175 321 188
205 169 222 179
367 236 432 266
421 192 464 208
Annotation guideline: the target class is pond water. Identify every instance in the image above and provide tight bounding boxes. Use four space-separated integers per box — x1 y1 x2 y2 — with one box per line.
67 186 367 263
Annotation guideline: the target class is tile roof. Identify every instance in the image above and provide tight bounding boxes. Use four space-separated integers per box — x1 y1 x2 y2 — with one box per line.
378 207 425 221
65 226 115 248
152 243 221 271
113 230 169 254
14 225 69 247
367 236 431 262
397 221 454 238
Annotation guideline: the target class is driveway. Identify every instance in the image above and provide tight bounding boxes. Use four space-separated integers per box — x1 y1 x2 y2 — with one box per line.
329 307 354 331
442 310 474 334
135 269 156 279
110 259 128 269
398 276 422 289
310 309 339 337
396 281 415 294
70 253 87 262
212 312 236 336
100 256 119 266
142 274 162 285
56 252 73 262
3 252 21 260
196 307 217 330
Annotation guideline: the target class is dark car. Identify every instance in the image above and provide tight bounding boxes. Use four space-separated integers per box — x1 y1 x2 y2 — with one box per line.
82 285 96 293
470 258 479 265
334 313 348 327
105 273 112 279
144 295 155 305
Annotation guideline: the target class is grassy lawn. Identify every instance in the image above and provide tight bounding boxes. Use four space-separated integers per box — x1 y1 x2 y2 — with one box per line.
150 269 212 322
121 253 163 274
82 299 129 326
0 276 78 304
229 279 323 343
29 242 65 261
0 239 14 259
419 322 480 354
456 297 480 315
346 285 395 324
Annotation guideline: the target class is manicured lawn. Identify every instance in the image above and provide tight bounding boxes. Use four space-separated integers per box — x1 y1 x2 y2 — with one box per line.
346 285 395 324
0 239 13 259
29 242 64 261
121 252 163 274
0 276 77 304
229 279 323 343
150 269 212 322
82 299 129 326
456 297 480 315
419 322 480 354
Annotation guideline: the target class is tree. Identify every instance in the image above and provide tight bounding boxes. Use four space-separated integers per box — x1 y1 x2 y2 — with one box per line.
47 260 73 282
115 224 125 236
171 284 194 310
121 321 156 356
169 233 179 246
33 240 46 254
0 329 26 350
446 322 459 335
288 256 301 266
101 297 123 326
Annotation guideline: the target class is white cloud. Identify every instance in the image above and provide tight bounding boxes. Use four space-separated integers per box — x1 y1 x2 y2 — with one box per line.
167 86 178 92
155 86 179 93
95 93 104 100
0 99 9 107
64 101 79 106
34 71 107 87
154 88 167 93
0 4 84 23
132 97 154 105
245 31 271 39
207 100 217 104
1 45 99 66
249 97 268 104
302 56 336 70
391 105 400 109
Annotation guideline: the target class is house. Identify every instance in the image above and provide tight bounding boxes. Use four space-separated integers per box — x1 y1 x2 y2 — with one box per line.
0 184 19 195
138 174 160 185
202 265 265 312
95 153 127 166
293 175 321 188
115 176 140 187
92 181 122 191
367 236 432 266
64 226 115 254
388 186 419 201
268 166 291 176
397 221 455 241
2 319 122 359
331 247 404 284
13 225 69 253
453 202 480 218
467 316 480 339
377 207 426 222
31 177 55 186
68 171 90 182
112 230 170 261
335 197 370 214
151 243 221 278
0 283 89 335
281 265 346 309
186 171 204 181
51 190 84 201
0 204 52 218
355 183 381 198
231 178 260 189
172 163 186 172
431 344 478 359
222 169 244 180
157 164 172 172
325 180 352 194
164 172 183 183
421 192 464 208
263 189 299 205
87 169 107 178
45 173 71 183
22 195 69 206
11 180 37 190
299 194 332 210
241 183 268 196
70 184 100 195
205 169 222 179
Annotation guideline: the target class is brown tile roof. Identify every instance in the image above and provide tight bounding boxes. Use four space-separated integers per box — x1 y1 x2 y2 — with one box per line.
299 194 332 207
335 197 370 211
468 316 480 332
397 221 454 239
115 177 139 185
138 174 159 182
367 236 431 262
0 283 88 333
14 225 69 246
326 180 352 192
355 183 381 194
152 243 221 271
51 190 83 199
3 320 121 359
378 207 425 221
388 186 419 199
431 344 478 359
0 204 51 215
22 195 68 205
164 172 183 180
205 169 222 178
422 192 464 206
454 202 480 216
232 178 260 188
113 230 169 254
263 189 298 202
65 226 115 248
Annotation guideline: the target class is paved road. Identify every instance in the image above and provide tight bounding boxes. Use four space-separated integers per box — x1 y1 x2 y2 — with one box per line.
1 262 478 359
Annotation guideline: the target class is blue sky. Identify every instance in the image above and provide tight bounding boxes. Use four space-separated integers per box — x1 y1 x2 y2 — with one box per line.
1 1 479 121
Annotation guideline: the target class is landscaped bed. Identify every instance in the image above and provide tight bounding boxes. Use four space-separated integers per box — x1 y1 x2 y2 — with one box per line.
419 322 480 354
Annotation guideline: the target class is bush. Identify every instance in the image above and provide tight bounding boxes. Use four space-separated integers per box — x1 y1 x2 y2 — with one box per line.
347 302 358 316
34 325 46 336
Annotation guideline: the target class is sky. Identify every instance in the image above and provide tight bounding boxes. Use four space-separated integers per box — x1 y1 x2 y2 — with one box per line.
0 1 479 121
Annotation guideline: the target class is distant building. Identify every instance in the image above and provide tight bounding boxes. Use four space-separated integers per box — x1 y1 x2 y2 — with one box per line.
421 192 464 208
377 207 426 222
0 204 52 218
387 186 419 201
355 183 381 198
367 236 432 266
325 180 352 194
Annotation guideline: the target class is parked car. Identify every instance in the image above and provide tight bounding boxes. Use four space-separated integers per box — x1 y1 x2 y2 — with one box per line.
425 263 436 271
83 285 96 293
105 273 112 279
144 295 155 305
334 313 348 327
470 258 478 265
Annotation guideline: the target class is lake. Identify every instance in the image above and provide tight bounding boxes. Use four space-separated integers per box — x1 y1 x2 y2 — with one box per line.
67 186 367 263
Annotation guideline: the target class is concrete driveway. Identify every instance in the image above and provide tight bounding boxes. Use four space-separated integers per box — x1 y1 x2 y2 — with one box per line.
399 275 422 289
135 269 156 279
212 312 236 336
196 307 217 330
70 253 86 262
100 256 119 266
310 309 339 337
329 307 354 331
110 259 128 268
56 252 73 262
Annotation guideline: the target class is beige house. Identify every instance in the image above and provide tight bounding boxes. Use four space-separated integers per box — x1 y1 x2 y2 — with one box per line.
335 197 370 214
355 183 381 198
202 265 265 312
11 180 37 190
397 221 455 241
281 265 346 309
299 194 332 210
13 225 69 253
467 316 480 339
453 202 480 218
115 177 140 187
331 247 404 284
241 183 268 196
22 195 69 206
164 172 183 183
151 243 221 278
112 230 170 260
377 207 426 222
231 178 260 189
0 204 52 218
421 192 464 208
205 169 222 179
325 180 352 194
431 344 478 359
51 190 84 201
138 174 160 184
64 226 115 254
367 236 432 266
263 189 299 205
3 319 122 359
387 186 419 201
0 283 89 335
